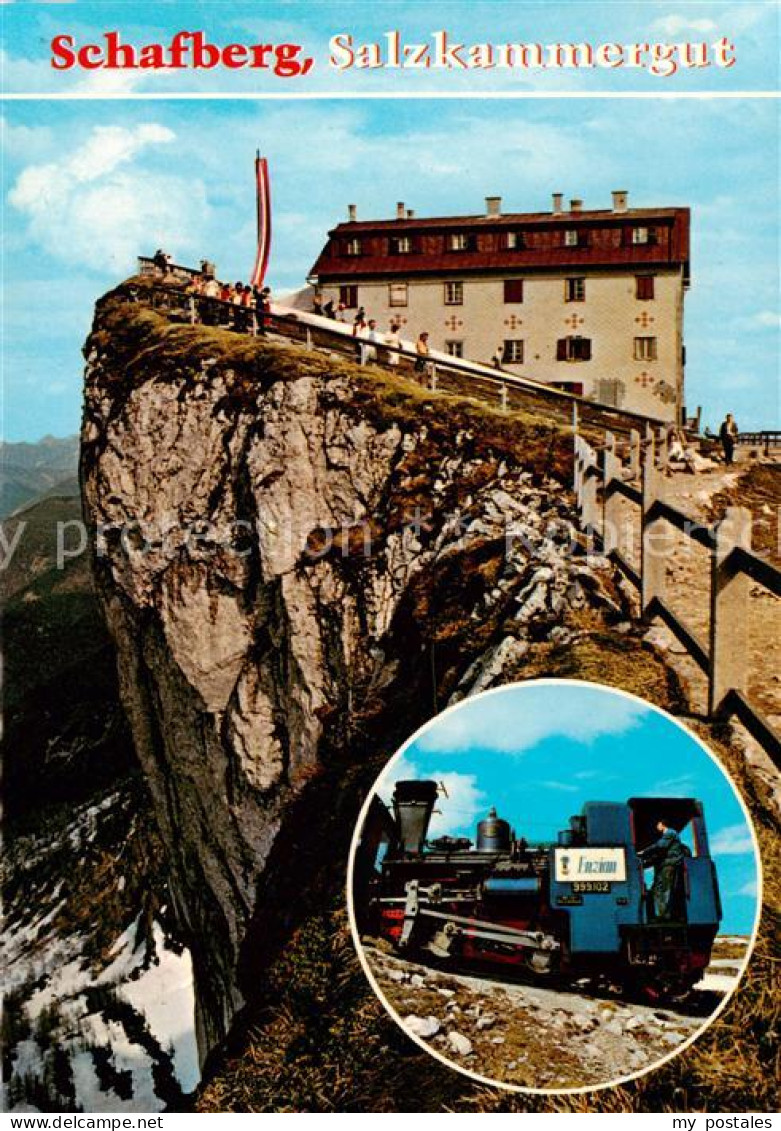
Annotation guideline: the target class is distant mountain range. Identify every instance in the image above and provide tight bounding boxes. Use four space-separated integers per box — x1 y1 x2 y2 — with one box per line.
1 434 80 518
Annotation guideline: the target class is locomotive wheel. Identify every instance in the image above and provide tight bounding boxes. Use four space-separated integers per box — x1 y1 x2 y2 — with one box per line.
525 949 555 976
623 970 694 1004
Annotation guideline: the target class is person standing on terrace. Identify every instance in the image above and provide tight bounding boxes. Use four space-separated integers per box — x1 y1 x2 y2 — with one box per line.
414 331 431 380
254 285 271 335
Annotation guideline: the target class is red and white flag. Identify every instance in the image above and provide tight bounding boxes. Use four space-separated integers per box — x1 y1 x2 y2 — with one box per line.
250 153 272 289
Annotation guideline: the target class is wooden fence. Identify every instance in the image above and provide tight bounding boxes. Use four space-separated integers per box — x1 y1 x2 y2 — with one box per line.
736 430 781 455
137 255 206 284
574 429 781 767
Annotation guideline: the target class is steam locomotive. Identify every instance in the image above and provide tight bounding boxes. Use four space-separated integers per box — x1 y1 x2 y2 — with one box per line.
353 781 722 999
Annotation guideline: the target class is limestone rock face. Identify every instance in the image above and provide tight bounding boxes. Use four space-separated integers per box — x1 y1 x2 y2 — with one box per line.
81 292 623 1062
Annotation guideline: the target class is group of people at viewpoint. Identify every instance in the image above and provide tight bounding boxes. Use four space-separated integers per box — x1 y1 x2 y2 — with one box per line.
152 250 272 334
312 295 433 375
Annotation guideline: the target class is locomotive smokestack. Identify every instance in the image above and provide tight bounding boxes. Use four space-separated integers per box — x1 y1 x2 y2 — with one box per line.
392 780 439 854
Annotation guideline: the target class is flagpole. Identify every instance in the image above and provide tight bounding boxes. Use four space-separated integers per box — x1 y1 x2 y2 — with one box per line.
251 153 271 291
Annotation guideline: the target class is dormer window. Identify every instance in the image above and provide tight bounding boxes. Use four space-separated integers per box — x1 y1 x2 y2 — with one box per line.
389 235 412 255
632 227 650 245
504 231 525 249
448 232 475 252
564 229 579 247
346 238 362 256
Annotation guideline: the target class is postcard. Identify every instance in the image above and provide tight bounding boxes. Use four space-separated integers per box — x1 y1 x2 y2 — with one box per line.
2 1 779 1118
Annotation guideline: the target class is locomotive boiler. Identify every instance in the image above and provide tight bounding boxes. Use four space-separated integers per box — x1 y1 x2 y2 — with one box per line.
354 780 723 999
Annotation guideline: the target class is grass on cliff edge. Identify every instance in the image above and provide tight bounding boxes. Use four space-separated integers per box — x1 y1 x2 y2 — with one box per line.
88 295 581 481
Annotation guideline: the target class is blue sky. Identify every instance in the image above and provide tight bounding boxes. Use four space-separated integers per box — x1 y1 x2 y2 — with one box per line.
2 1 779 439
375 682 759 934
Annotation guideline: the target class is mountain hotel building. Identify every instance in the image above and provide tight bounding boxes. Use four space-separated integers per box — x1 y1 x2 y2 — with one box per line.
307 191 690 422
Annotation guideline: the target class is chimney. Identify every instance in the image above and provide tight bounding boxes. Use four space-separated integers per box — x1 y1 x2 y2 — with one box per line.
552 192 564 215
612 189 629 213
396 201 406 220
485 195 502 217
407 209 415 219
347 203 357 222
570 198 583 213
392 780 439 855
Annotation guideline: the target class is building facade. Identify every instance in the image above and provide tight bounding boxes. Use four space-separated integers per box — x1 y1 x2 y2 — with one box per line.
308 191 690 422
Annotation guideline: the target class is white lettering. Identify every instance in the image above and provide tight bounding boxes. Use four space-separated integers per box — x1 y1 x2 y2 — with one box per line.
0 520 26 571
328 34 354 70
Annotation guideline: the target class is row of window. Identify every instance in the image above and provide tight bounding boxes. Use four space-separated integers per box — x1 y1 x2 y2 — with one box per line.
338 275 656 309
343 227 658 257
441 337 659 363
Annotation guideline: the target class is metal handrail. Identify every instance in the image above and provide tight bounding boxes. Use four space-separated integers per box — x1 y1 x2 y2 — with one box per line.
137 256 203 282
126 271 672 437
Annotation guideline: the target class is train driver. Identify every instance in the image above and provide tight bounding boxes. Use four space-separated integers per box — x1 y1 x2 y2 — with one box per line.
638 819 688 922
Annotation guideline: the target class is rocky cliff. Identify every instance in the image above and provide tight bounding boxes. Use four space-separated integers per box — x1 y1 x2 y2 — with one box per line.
80 284 635 1067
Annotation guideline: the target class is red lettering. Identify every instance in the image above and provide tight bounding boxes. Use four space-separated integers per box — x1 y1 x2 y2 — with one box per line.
249 43 273 68
78 44 104 70
192 32 220 69
139 44 165 69
222 44 248 68
104 31 136 68
50 34 76 70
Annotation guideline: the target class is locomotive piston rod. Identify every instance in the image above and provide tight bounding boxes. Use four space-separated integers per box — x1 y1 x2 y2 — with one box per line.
398 880 561 955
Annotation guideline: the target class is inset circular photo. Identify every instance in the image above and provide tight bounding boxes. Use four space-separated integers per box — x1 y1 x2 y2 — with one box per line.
348 680 760 1093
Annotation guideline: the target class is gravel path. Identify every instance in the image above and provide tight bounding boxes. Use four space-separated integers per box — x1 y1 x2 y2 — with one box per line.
364 939 745 1091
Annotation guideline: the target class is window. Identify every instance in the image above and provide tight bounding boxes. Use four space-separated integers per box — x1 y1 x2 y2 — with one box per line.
339 285 358 309
504 231 525 249
596 379 623 408
636 275 655 300
389 235 411 255
502 340 524 364
565 277 586 302
504 279 524 303
444 281 464 305
345 238 362 256
563 229 588 248
447 232 476 252
634 336 658 361
556 336 592 361
445 340 464 358
389 282 408 307
632 227 650 245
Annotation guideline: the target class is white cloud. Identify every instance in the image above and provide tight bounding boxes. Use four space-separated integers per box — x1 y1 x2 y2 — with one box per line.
709 823 756 856
8 124 210 273
651 15 718 36
0 115 55 162
0 46 55 92
537 780 579 793
415 685 646 755
747 311 781 329
647 773 697 796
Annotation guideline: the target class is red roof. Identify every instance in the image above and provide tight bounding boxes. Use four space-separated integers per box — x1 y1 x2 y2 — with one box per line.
310 207 690 281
